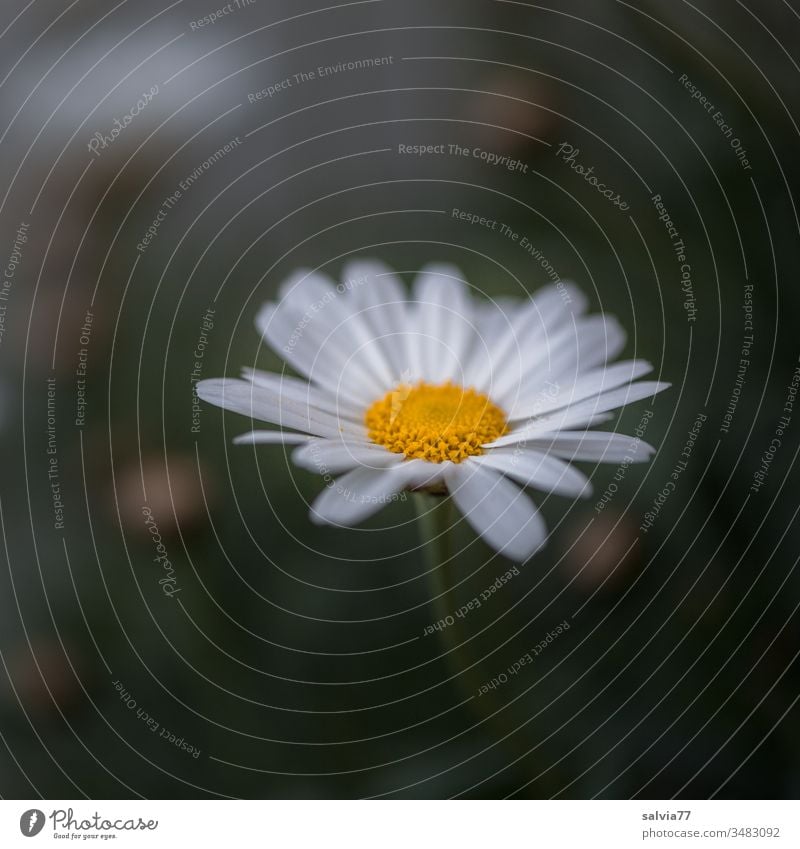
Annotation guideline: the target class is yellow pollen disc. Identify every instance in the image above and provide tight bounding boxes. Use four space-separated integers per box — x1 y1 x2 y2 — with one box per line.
364 381 508 463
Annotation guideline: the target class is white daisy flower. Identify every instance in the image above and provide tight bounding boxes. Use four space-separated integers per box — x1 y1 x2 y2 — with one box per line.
198 261 669 562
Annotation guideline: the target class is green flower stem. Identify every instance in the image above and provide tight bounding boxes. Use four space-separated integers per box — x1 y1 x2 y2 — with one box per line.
415 493 461 666
414 493 552 783
414 493 509 718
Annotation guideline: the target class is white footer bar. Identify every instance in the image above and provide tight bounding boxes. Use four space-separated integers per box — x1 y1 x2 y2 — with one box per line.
2 800 796 848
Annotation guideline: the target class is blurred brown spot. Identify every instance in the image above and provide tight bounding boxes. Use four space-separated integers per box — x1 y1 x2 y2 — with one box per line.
469 72 561 154
3 641 82 714
562 510 640 592
115 454 210 534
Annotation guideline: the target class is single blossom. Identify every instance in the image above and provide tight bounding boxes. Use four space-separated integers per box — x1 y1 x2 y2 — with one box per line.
198 261 669 561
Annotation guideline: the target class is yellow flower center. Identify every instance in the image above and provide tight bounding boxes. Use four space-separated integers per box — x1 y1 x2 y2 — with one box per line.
365 381 508 463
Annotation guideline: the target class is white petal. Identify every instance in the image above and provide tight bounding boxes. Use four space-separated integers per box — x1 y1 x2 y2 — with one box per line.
255 303 372 406
474 447 592 497
310 460 444 526
460 298 515 389
341 259 405 308
487 381 669 448
524 280 590 330
292 439 400 474
273 272 385 390
197 378 366 440
444 462 547 561
494 314 626 407
241 368 363 421
233 431 312 445
507 360 654 421
494 413 615 448
277 267 337 303
257 271 395 400
411 263 474 383
468 283 589 395
545 314 627 379
522 431 657 463
340 259 410 379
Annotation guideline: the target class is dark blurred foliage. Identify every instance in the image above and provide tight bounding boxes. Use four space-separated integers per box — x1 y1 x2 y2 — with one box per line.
0 0 799 798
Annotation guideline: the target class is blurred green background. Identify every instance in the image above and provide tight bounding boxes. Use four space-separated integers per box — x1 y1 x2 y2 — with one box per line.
0 0 799 798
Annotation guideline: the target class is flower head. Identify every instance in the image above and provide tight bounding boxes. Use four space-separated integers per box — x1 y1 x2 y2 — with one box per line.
198 261 669 561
